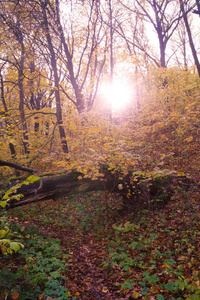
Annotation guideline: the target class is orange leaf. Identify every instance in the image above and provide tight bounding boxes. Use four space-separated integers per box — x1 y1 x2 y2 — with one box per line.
132 291 139 299
11 291 19 300
102 287 109 293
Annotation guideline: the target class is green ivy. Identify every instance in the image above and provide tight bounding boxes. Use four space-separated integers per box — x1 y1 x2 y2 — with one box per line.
0 215 24 255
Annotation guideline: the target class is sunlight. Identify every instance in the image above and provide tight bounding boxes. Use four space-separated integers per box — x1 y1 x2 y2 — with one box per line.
101 79 133 111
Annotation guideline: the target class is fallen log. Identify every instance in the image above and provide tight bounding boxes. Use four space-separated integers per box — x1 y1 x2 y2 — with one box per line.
1 170 107 210
1 164 198 211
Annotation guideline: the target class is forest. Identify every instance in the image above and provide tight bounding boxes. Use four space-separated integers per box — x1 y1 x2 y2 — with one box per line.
0 0 200 299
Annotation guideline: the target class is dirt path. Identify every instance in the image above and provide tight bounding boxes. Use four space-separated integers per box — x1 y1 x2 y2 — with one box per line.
37 224 124 299
57 231 122 300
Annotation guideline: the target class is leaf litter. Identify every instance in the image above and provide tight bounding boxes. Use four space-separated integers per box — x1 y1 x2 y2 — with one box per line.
1 187 200 299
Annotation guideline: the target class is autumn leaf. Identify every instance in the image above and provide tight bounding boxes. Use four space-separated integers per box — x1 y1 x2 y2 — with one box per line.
102 287 109 293
66 291 71 297
11 291 19 299
132 291 139 299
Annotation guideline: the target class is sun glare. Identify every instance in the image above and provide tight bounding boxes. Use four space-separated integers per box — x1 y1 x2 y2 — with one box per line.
101 79 133 111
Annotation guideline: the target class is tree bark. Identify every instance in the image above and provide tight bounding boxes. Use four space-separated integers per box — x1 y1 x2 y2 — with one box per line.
0 159 38 174
0 11 30 154
18 37 30 154
1 162 197 211
41 0 68 153
108 0 114 120
0 66 16 158
54 0 105 113
55 0 84 114
180 0 200 77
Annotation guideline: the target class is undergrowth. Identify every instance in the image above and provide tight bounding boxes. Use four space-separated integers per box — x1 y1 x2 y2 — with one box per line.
0 221 75 299
0 186 200 299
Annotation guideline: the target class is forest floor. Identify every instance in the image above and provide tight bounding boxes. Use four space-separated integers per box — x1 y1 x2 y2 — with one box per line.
0 179 200 299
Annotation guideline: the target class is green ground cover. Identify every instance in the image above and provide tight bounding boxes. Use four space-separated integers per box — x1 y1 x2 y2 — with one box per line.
1 186 199 299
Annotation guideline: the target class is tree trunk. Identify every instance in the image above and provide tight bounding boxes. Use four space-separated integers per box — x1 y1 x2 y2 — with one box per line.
108 0 114 121
0 67 16 158
18 39 30 154
1 162 197 211
159 39 166 68
0 9 29 154
55 0 85 114
42 1 68 153
180 0 200 77
156 16 166 68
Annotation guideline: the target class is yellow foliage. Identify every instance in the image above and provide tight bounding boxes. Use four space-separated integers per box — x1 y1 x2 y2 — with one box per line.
0 67 199 179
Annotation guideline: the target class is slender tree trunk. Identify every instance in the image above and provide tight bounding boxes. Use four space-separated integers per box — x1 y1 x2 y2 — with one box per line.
109 0 114 83
108 0 113 121
159 40 166 68
156 20 166 67
29 59 40 132
183 34 187 69
18 39 30 154
0 10 29 154
42 1 68 153
59 29 84 114
55 0 84 114
180 0 200 77
0 68 16 157
135 65 140 110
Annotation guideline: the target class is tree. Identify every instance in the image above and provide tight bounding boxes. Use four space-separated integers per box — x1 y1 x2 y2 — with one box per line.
0 62 17 158
0 2 30 154
180 0 200 77
40 0 68 153
0 0 108 156
171 19 189 68
119 0 183 67
1 159 195 211
43 0 106 113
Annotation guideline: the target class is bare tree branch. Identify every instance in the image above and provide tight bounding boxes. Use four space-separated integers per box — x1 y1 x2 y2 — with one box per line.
0 159 38 173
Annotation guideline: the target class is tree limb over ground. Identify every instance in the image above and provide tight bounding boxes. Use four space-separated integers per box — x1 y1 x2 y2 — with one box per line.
0 159 38 174
0 161 198 211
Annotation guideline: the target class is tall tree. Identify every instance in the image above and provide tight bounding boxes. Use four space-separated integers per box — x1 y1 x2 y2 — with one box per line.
0 62 16 158
47 0 106 113
40 0 68 153
171 19 189 68
0 0 56 156
0 2 29 154
120 0 182 67
180 0 200 77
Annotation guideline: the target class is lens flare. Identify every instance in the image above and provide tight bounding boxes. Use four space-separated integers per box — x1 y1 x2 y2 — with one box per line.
101 79 132 111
